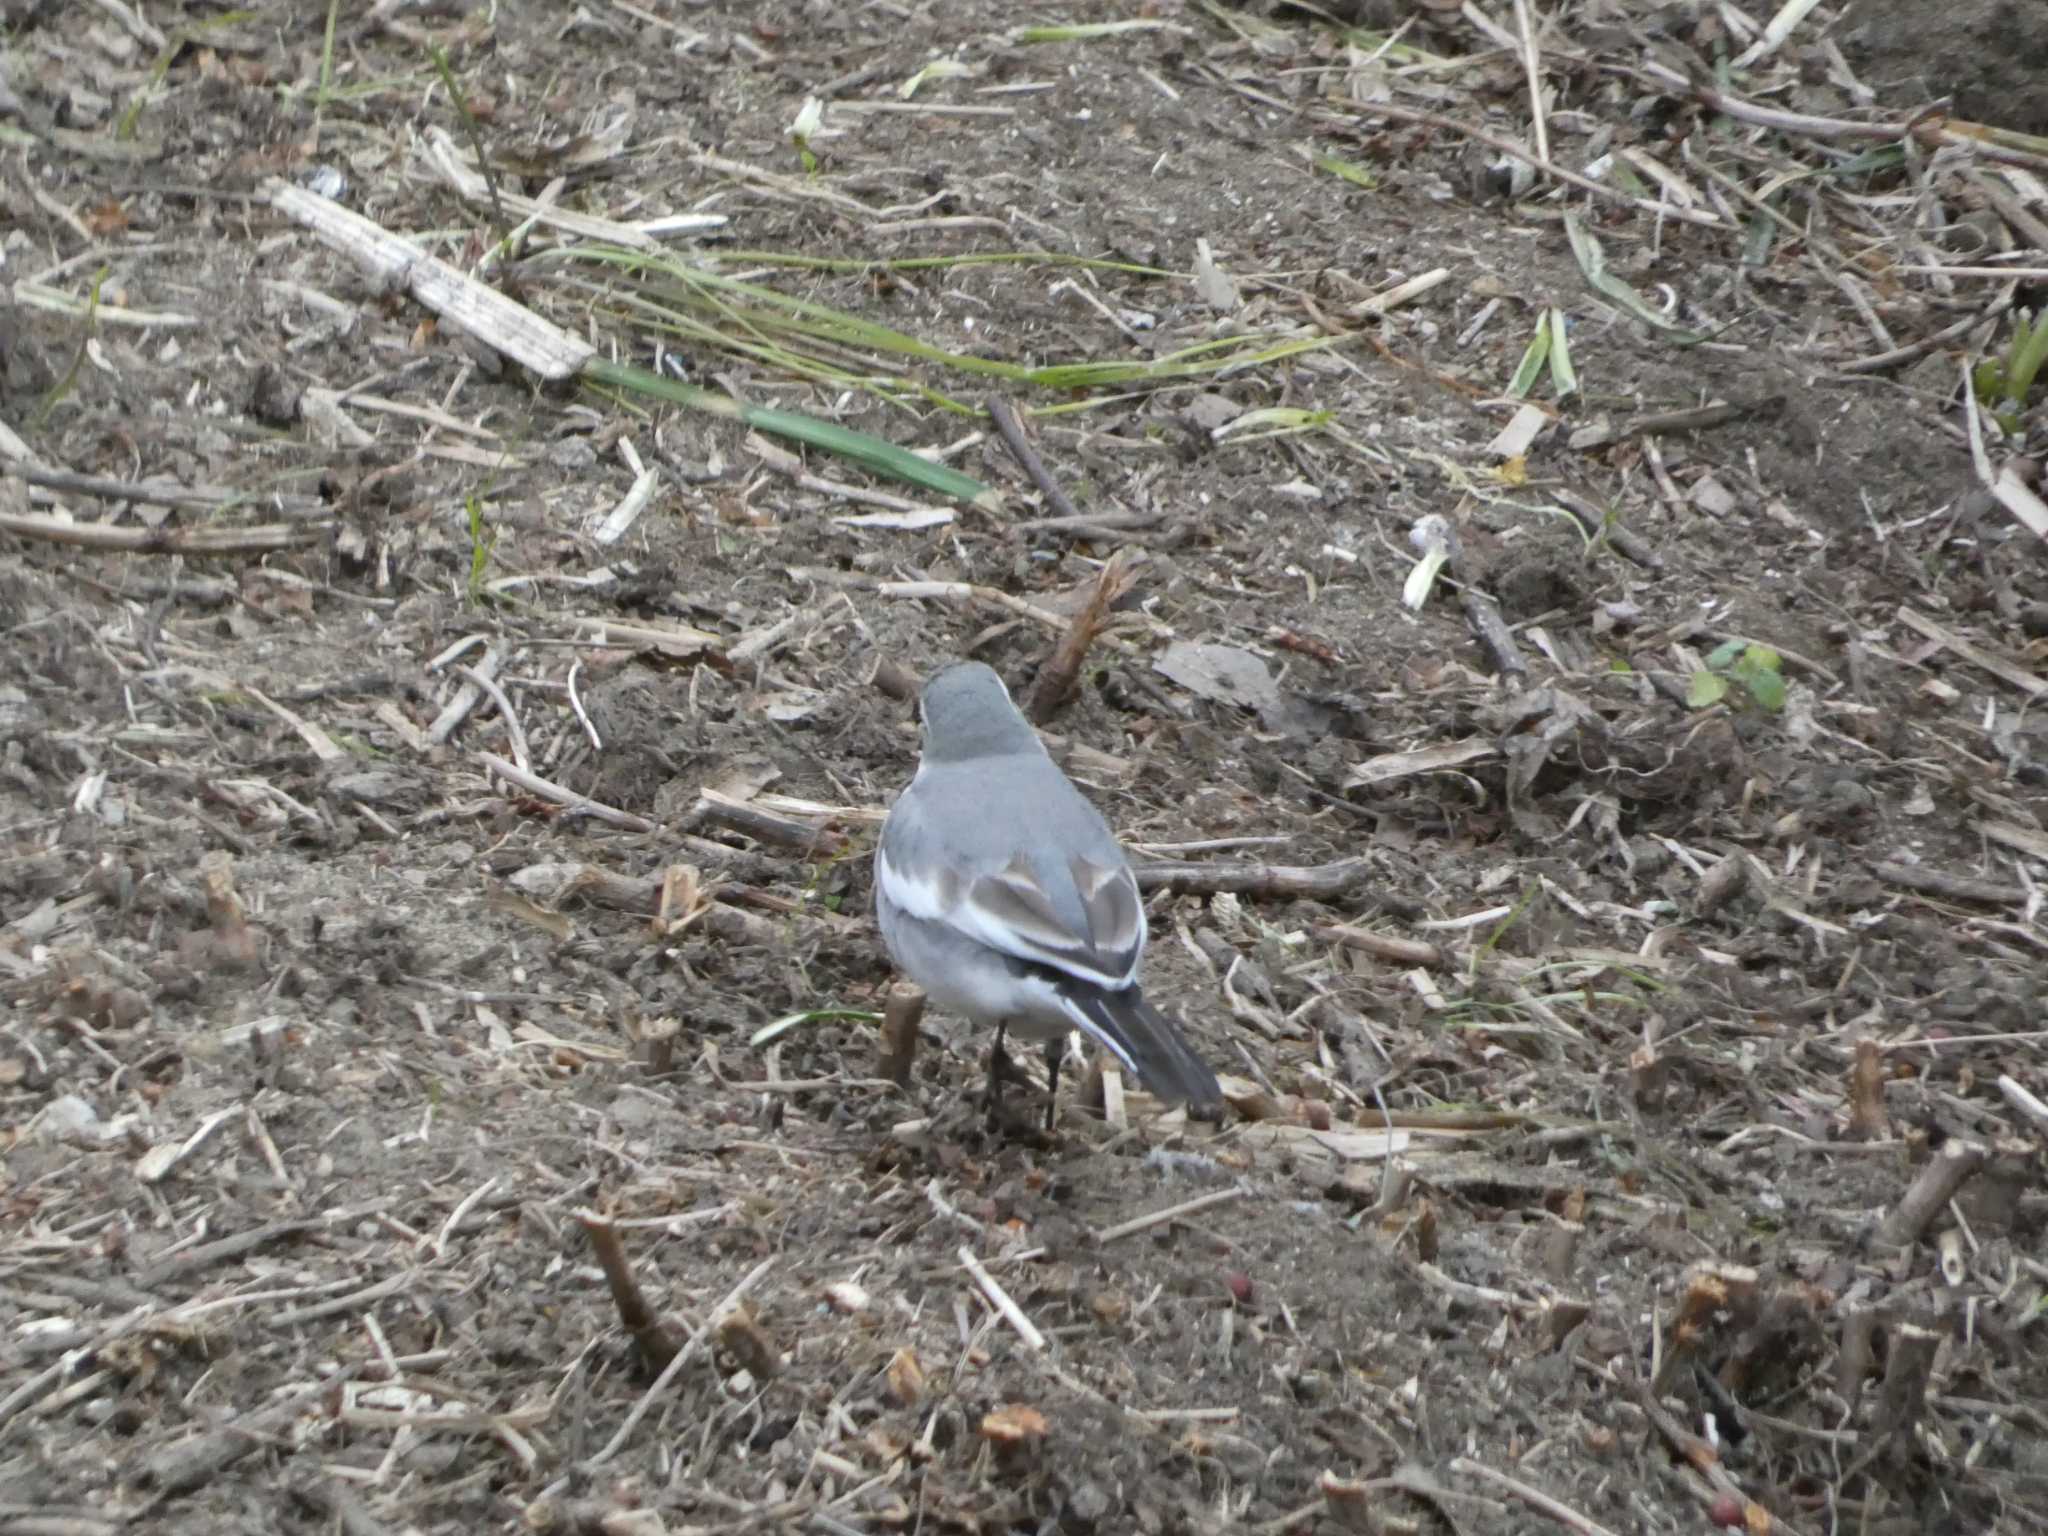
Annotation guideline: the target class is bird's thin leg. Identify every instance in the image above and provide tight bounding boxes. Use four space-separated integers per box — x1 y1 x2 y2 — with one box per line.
1042 1036 1063 1132
984 1022 1009 1126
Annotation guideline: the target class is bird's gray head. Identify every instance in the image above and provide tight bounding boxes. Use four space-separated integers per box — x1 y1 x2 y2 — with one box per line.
917 661 1041 763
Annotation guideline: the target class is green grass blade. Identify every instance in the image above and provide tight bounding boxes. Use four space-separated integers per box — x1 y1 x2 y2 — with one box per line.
1506 318 1550 398
553 244 1352 394
585 356 999 510
1545 307 1577 398
1311 153 1378 189
1007 20 1186 42
1563 215 1706 343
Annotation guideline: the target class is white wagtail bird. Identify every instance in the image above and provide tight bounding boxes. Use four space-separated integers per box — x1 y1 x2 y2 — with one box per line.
874 660 1221 1129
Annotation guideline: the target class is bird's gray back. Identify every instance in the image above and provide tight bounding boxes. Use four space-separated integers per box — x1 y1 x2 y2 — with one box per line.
886 753 1126 938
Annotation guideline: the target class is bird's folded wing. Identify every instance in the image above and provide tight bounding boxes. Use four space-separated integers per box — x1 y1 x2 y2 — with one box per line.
875 847 1144 988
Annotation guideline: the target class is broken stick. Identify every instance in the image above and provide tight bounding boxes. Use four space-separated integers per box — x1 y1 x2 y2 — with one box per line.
878 985 926 1088
1026 549 1136 724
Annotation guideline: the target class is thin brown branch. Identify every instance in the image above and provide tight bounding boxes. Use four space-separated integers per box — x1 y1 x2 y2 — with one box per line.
133 1219 321 1289
1449 1456 1623 1536
0 510 330 553
4 464 330 518
1026 549 1135 725
1868 860 2028 907
132 1369 364 1501
1553 490 1664 571
1333 99 1723 228
1459 588 1529 680
879 984 926 1088
1969 171 2048 250
585 1256 777 1468
1626 1372 1810 1536
689 787 852 858
1875 1138 1986 1249
1313 923 1445 969
1135 856 1375 901
988 396 1082 522
1632 59 2048 170
1009 508 1164 536
1840 289 2011 374
579 1213 681 1373
478 752 656 833
1846 1038 1892 1141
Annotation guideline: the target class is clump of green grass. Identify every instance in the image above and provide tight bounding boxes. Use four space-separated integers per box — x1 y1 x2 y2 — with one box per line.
116 10 259 140
462 490 499 606
32 266 106 431
1507 307 1577 400
1688 640 1785 712
1973 309 2048 434
544 244 1358 423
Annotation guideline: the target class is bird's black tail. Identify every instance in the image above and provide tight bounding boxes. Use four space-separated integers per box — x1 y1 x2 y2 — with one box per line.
1060 985 1221 1107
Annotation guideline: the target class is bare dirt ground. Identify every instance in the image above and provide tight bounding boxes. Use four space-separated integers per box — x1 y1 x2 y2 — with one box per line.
4 2 2047 1534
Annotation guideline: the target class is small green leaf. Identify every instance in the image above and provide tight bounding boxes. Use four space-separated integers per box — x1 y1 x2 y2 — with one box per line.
1545 307 1577 398
1312 153 1378 189
899 58 972 98
1008 19 1182 42
1825 145 1906 178
1703 639 1746 670
1738 665 1787 713
1732 647 1786 712
1741 209 1776 268
1507 320 1550 398
2007 310 2048 403
1687 671 1729 708
1563 215 1707 344
749 1008 881 1049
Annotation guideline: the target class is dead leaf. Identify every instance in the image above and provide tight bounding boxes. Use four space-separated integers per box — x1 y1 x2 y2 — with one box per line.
886 1348 926 1406
1154 640 1326 737
979 1405 1048 1445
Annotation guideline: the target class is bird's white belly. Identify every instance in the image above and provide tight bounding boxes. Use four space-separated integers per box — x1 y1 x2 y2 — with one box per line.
878 893 1073 1036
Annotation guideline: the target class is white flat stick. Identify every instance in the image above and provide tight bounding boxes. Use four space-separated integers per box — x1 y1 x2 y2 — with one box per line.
477 753 657 833
593 468 660 546
1997 1074 2048 1134
432 1175 501 1259
266 179 594 381
1095 1187 1243 1244
957 1247 1045 1352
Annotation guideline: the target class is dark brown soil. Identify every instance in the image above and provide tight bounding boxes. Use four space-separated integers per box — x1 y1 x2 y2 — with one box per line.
4 5 2047 1536
1844 0 2048 136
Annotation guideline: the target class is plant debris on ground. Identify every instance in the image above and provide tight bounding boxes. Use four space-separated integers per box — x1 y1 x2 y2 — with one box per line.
2 2 2046 1534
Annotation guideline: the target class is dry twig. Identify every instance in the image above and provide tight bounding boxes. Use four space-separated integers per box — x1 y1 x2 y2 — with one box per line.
1875 1138 1986 1249
0 510 329 552
1135 857 1375 901
579 1214 681 1372
585 1257 776 1468
957 1246 1045 1351
1449 1456 1621 1536
1027 549 1136 724
878 985 926 1088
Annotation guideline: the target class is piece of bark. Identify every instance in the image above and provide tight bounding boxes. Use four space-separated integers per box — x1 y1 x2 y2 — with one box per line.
1845 1037 1891 1141
878 985 926 1088
1460 588 1528 681
1136 857 1375 901
1870 1321 1942 1442
1875 1139 1985 1250
580 1214 680 1373
1026 550 1135 725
